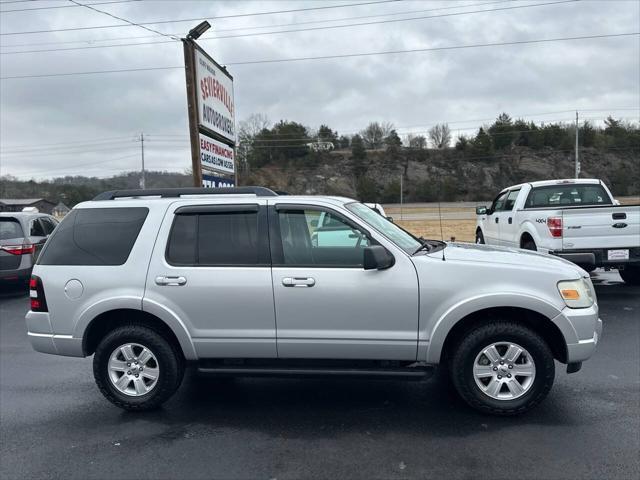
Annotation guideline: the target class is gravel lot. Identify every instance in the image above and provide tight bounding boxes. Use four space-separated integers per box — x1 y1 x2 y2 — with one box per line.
1 270 638 480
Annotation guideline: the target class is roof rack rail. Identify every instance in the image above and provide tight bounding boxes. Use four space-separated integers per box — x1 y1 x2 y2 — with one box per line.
93 187 278 201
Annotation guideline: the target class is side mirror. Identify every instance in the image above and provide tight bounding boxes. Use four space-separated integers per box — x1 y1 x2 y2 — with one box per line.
363 245 395 270
386 216 394 223
476 206 488 215
310 219 319 228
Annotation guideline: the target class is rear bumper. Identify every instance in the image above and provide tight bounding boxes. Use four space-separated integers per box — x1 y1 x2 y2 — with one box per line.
550 247 640 267
25 311 84 357
0 266 31 283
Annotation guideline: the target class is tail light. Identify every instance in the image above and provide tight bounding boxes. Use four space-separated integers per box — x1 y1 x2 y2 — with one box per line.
547 217 563 238
1 244 35 255
29 275 48 312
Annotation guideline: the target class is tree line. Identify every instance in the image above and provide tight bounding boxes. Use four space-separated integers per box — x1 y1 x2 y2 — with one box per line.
237 112 639 171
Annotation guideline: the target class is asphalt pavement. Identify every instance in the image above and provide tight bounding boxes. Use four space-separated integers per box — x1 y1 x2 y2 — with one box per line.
1 270 638 480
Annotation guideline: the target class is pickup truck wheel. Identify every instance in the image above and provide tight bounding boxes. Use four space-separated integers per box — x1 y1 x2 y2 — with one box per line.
449 321 554 415
475 230 485 244
522 239 537 251
619 266 640 285
93 325 184 411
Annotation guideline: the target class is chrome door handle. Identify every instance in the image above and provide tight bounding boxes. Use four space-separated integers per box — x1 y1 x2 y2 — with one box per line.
282 277 315 287
155 275 187 286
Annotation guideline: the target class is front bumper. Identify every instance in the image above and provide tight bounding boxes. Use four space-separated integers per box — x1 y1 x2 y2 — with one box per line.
555 304 603 363
25 311 84 357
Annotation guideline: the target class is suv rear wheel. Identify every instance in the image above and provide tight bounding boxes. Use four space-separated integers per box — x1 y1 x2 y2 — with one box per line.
449 321 554 415
93 325 184 411
619 266 640 285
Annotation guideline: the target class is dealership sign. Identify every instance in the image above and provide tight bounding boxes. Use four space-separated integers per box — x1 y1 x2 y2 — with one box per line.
195 49 235 144
202 173 235 189
183 40 236 187
200 133 234 174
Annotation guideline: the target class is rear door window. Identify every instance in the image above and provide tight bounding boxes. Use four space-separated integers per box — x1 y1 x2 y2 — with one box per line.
0 218 23 240
166 207 263 266
525 184 612 208
38 207 149 266
30 219 46 237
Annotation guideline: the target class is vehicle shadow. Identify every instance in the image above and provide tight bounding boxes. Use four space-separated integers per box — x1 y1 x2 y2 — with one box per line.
105 368 584 441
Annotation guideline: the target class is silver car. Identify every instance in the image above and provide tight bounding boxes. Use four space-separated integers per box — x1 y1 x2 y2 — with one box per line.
1 212 57 289
26 187 602 415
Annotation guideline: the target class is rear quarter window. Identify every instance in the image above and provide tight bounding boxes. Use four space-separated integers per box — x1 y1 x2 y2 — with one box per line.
38 207 148 266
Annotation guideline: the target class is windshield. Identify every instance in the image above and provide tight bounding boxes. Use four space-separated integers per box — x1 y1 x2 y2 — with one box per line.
345 202 421 254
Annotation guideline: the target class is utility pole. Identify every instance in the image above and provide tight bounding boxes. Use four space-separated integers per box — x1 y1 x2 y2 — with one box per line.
575 111 580 179
400 173 404 220
138 132 146 189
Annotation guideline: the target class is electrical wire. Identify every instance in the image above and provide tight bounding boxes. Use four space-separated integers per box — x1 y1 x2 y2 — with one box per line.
0 0 513 49
0 0 140 13
68 0 178 41
0 0 402 36
0 0 580 55
2 32 637 80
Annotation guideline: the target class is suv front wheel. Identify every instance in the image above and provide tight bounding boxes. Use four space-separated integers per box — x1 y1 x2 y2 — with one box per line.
450 321 555 415
93 325 184 411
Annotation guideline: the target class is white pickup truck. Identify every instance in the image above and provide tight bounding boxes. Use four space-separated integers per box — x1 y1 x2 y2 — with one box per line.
476 179 640 284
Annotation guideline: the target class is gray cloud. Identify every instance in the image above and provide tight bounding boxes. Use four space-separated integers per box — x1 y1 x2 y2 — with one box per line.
1 0 638 179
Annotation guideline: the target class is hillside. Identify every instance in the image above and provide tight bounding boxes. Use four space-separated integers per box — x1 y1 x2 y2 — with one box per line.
243 145 640 202
1 146 638 206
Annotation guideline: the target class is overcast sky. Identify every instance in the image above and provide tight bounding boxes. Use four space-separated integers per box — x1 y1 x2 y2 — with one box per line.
0 0 638 180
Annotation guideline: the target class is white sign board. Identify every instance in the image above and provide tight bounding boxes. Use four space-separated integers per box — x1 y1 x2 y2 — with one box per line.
195 49 235 143
199 133 235 174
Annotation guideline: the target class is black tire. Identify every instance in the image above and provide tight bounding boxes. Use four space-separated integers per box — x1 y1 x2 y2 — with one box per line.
449 321 555 415
522 238 537 251
93 325 184 411
475 229 485 244
619 266 640 285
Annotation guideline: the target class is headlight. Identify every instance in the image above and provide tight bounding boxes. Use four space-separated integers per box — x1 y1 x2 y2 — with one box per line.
557 278 595 308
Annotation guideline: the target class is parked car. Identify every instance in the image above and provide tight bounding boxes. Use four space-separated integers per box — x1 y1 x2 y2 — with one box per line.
0 212 58 289
476 179 640 284
27 187 601 415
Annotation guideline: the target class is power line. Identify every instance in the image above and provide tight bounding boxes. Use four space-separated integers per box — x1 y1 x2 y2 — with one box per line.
225 32 640 66
0 0 513 49
68 0 178 41
2 31 637 80
0 0 401 36
0 0 579 55
0 0 140 13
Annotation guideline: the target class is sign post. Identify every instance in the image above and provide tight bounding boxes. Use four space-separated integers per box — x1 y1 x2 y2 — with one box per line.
182 34 236 188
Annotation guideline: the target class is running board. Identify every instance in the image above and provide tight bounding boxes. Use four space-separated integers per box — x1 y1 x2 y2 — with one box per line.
196 365 434 380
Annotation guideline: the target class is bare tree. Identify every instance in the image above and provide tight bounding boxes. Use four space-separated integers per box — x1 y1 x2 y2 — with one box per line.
407 134 427 149
237 114 270 172
428 123 452 149
380 121 395 139
361 122 385 149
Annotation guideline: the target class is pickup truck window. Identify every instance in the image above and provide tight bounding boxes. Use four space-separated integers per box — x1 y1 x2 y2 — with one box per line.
490 191 509 212
525 184 612 208
503 189 520 211
346 202 421 254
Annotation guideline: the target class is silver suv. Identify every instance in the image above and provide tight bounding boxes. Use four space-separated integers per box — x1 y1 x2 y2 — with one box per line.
26 187 602 415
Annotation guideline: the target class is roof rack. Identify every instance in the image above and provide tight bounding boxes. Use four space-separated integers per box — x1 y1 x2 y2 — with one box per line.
93 187 278 201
